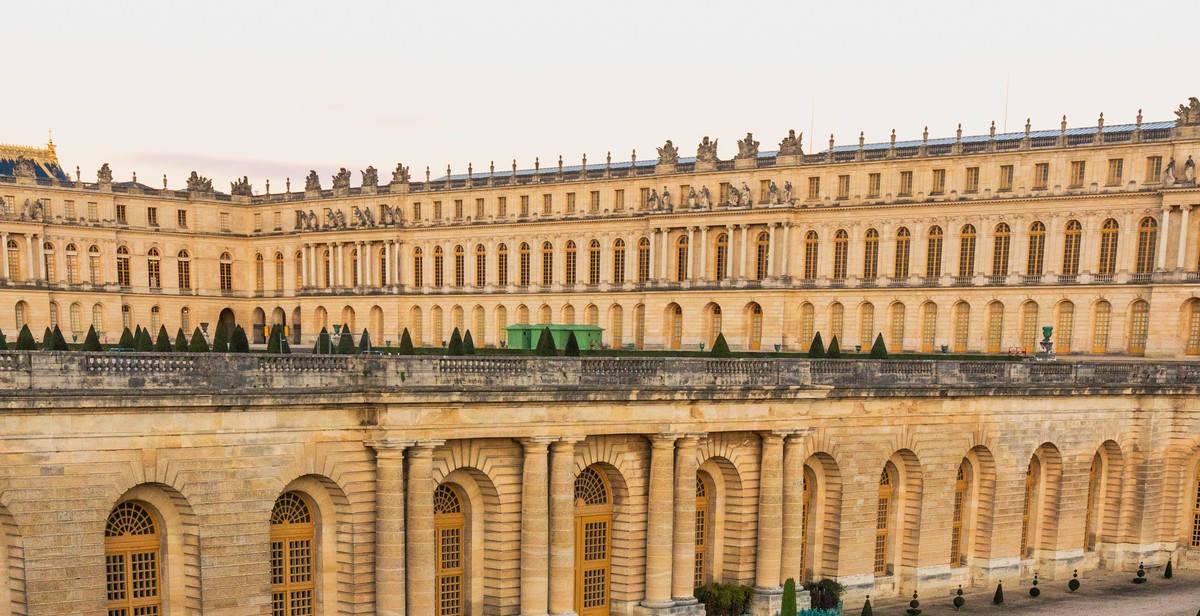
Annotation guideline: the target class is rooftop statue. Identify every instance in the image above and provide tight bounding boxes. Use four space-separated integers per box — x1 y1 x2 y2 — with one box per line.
778 129 803 156
696 136 718 163
305 170 321 191
1175 97 1200 126
97 163 113 183
1185 155 1196 184
392 163 411 183
361 166 378 187
230 176 252 197
656 140 679 165
736 133 760 159
698 185 712 209
13 157 36 179
332 168 351 190
187 171 213 192
740 182 753 206
661 186 673 210
782 180 793 204
726 184 740 206
687 186 698 207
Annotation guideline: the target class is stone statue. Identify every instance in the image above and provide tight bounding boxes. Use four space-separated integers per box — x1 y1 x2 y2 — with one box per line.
97 163 113 183
696 136 718 163
726 184 740 206
31 199 45 220
305 170 321 191
661 186 673 210
13 157 36 179
778 130 803 156
768 181 779 205
0 197 6 216
1164 157 1176 185
782 181 793 203
1185 155 1196 183
656 140 679 165
740 182 752 206
230 176 252 197
1175 97 1200 126
647 189 660 209
352 207 366 227
363 207 375 226
698 186 712 209
332 168 351 190
362 166 378 187
379 204 398 225
186 171 213 192
392 163 410 183
687 187 698 207
736 133 760 159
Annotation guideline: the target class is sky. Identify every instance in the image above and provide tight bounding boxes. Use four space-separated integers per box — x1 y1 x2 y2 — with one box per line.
2 1 1192 192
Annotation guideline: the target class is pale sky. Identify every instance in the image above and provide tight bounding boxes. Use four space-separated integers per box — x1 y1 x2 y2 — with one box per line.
3 1 1192 192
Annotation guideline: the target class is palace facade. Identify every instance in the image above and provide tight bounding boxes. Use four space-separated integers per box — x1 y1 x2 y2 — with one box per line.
1 100 1200 357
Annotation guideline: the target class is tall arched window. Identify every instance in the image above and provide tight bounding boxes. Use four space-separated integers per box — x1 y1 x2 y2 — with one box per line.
755 232 770 280
49 301 59 329
147 248 162 289
105 501 161 615
799 303 815 350
875 466 894 575
708 305 722 347
121 305 132 330
180 307 190 333
1020 301 1039 352
992 223 1010 276
889 302 905 351
14 301 26 330
748 303 763 350
894 227 911 278
93 303 104 332
454 245 465 287
475 244 487 287
926 226 944 278
541 242 554 286
177 250 191 290
65 243 79 284
829 302 844 343
150 305 161 333
89 244 102 285
496 305 508 346
117 246 131 287
694 475 709 588
1026 222 1046 276
1186 300 1200 355
574 467 613 616
714 233 728 281
1092 300 1112 353
1056 301 1075 354
803 231 819 280
958 224 977 277
858 302 875 350
1099 219 1120 275
637 238 651 284
519 243 531 286
538 304 551 325
953 302 970 353
676 236 689 282
1062 220 1082 276
275 252 285 292
921 302 937 353
434 246 445 287
668 304 683 350
863 228 879 279
378 248 388 287
270 492 315 616
1135 217 1158 274
612 239 625 284
562 304 576 325
951 460 967 566
413 247 425 287
1128 300 1150 355
42 241 55 282
434 484 465 616
497 243 509 286
986 301 1004 353
832 230 849 280
565 240 578 285
255 253 265 291
6 239 20 280
586 240 600 285
219 252 233 291
609 304 623 348
634 303 646 349
69 302 82 334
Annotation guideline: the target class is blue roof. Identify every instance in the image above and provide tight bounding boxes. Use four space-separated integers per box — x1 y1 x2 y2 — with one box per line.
0 157 69 181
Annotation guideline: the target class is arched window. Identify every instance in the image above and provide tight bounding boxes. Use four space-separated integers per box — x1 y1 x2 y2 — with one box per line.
65 243 79 284
432 306 445 345
150 305 161 333
538 304 552 325
714 233 728 282
89 244 103 285
496 305 508 346
612 239 625 284
634 303 646 349
255 253 265 291
676 236 689 282
93 303 104 332
609 304 623 348
584 304 599 327
410 306 424 346
1020 301 1039 352
1135 217 1158 274
42 241 55 282
117 246 131 287
1128 300 1150 355
519 243 531 286
378 248 388 288
434 246 446 288
708 305 723 347
1099 219 1120 275
926 226 944 278
921 302 937 353
799 303 815 350
958 224 977 277
1062 220 1082 276
562 304 576 325
177 250 191 290
889 302 905 351
951 461 967 566
497 243 509 286
14 301 26 330
270 492 315 616
105 501 161 615
147 247 162 289
637 238 651 284
6 238 20 280
953 302 970 353
1186 300 1200 355
875 466 894 575
755 232 770 280
69 302 82 334
1092 300 1112 353
121 305 132 330
829 302 844 343
412 247 424 287
180 307 190 333
517 304 529 325
1027 222 1046 276
803 231 819 280
541 241 554 286
434 485 465 616
49 301 59 329
275 252 285 292
219 252 233 291
986 302 1004 353
859 302 875 350
694 475 709 588
588 240 601 285
472 244 486 287
832 230 848 280
1056 301 1075 354
668 304 683 350
748 303 763 350
574 467 613 616
565 240 578 285
863 228 879 279
454 245 465 287
894 227 911 278
992 223 1010 276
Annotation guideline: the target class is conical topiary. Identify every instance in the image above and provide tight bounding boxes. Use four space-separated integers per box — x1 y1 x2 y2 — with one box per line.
312 327 331 354
212 324 229 352
83 325 102 351
336 324 354 354
535 327 557 356
952 585 964 609
280 336 291 354
1029 573 1040 597
808 332 825 358
564 331 580 357
463 330 475 355
15 325 35 350
860 596 873 616
0 329 7 351
826 335 842 358
134 325 143 341
358 328 372 353
993 581 1004 605
136 328 153 352
1164 559 1173 579
711 332 732 357
780 578 797 616
267 324 282 353
398 328 414 354
41 327 54 351
174 328 188 352
447 328 464 356
154 326 172 352
1068 569 1080 591
118 327 135 349
51 325 69 351
869 333 888 359
188 327 209 352
230 325 250 353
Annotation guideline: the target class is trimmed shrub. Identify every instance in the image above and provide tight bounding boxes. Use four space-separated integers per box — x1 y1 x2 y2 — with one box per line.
861 596 873 616
447 328 464 356
398 328 415 354
267 324 282 354
136 328 153 352
312 327 331 354
230 325 250 353
52 325 69 351
174 328 188 352
41 327 54 351
781 578 797 616
82 325 103 351
336 324 354 354
693 583 753 616
953 585 965 609
188 328 209 352
463 330 475 355
15 325 35 350
535 327 557 356
564 331 580 357
154 326 173 352
118 327 135 349
212 324 229 352
0 329 7 351
869 333 888 359
992 581 1004 605
710 332 732 357
280 337 291 354
807 332 825 358
1164 560 1173 579
358 328 372 353
809 578 844 611
826 335 842 359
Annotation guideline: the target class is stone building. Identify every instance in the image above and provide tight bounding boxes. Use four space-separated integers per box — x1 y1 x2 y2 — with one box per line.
0 354 1194 616
2 100 1200 357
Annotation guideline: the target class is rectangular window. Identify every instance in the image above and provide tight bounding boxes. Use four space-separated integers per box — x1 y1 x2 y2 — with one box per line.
497 196 507 217
1146 156 1163 182
1106 159 1123 186
147 207 158 226
590 191 600 212
434 201 443 219
965 167 979 193
867 173 881 198
1033 163 1050 190
760 180 772 203
718 182 730 204
807 177 820 199
542 194 553 215
177 209 187 228
640 187 651 209
413 202 422 220
475 198 485 219
454 199 463 219
64 200 75 219
999 165 1014 191
614 189 625 211
116 203 127 224
88 202 98 221
274 211 282 230
253 212 262 231
566 192 576 213
220 212 230 231
1069 161 1086 188
899 171 913 196
837 175 850 199
931 169 946 195
520 195 529 216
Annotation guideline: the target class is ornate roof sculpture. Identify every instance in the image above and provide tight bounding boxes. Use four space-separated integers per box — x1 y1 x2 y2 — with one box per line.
0 140 69 181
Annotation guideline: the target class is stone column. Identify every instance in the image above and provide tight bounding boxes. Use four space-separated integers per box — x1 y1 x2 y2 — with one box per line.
521 437 553 616
698 227 708 281
672 435 702 603
549 437 583 616
371 440 410 616
780 433 806 585
406 441 440 616
660 228 670 281
1177 205 1191 270
780 223 791 277
0 232 8 280
1157 207 1171 270
647 229 656 284
642 434 677 609
754 432 784 591
767 223 778 278
686 227 696 281
725 225 735 280
27 235 37 281
739 225 750 279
